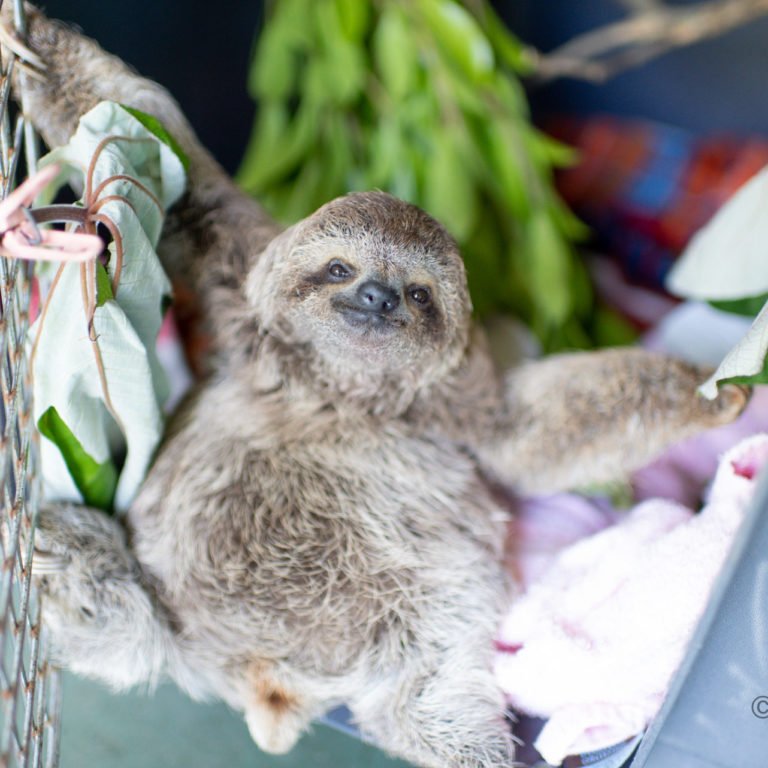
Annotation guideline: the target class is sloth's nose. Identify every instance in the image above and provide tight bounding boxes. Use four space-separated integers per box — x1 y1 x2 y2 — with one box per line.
355 280 400 314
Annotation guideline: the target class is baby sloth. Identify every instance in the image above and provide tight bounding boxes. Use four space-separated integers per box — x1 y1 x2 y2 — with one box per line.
5 7 747 768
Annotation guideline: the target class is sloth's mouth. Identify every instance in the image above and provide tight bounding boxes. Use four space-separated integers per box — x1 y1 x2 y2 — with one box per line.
334 303 403 332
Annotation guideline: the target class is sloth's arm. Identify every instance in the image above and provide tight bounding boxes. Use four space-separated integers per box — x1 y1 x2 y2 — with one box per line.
3 5 278 294
475 347 748 494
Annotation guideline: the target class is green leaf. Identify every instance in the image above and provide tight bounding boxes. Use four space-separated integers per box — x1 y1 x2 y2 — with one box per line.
445 75 488 117
423 132 477 241
476 3 532 74
333 0 370 41
280 154 328 223
237 101 319 193
388 164 419 205
590 305 639 347
249 22 298 100
490 70 528 115
95 261 114 307
419 0 494 81
524 129 579 169
38 406 118 511
525 210 573 326
323 113 355 198
709 292 768 318
301 45 365 106
483 120 530 218
545 192 590 241
462 201 513 318
365 116 403 188
119 105 190 171
309 0 366 105
374 6 418 99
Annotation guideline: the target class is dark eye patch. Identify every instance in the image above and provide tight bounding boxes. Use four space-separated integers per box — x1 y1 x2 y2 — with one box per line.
420 301 445 342
289 259 357 301
327 260 354 282
408 286 431 306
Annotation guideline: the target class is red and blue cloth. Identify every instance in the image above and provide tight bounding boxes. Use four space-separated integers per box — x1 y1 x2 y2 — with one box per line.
547 116 768 291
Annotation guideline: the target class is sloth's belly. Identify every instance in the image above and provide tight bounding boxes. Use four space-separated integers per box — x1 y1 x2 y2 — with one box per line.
130 413 507 672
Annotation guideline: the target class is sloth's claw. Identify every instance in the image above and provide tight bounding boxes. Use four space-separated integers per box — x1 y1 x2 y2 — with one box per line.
0 19 46 75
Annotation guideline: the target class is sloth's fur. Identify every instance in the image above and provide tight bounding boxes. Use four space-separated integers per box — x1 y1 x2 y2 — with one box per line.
7 7 748 767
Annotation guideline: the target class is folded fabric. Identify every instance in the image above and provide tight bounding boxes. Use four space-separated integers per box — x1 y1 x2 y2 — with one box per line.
547 116 768 292
495 433 768 765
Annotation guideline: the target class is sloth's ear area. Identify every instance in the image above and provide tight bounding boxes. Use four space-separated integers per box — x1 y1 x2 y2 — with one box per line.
245 224 300 324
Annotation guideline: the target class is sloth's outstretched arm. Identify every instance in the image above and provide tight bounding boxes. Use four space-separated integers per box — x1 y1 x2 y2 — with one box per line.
3 5 279 321
477 347 748 494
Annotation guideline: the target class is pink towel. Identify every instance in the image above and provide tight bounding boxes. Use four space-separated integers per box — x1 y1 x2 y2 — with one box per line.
495 433 768 765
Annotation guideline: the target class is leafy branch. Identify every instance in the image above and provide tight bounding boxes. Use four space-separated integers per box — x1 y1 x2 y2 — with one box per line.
239 0 594 351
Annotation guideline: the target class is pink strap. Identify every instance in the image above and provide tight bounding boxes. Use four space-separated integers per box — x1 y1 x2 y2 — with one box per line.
0 164 103 263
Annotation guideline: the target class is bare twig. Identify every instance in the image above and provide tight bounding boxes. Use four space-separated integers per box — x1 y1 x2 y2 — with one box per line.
529 0 768 83
616 0 662 13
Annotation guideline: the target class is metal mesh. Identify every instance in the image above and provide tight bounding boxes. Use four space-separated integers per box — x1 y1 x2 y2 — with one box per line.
0 1 62 766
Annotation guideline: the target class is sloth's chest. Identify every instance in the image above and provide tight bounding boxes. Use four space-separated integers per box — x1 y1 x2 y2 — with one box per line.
262 428 500 547
133 421 502 594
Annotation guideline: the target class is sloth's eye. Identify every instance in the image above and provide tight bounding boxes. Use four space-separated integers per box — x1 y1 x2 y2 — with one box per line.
408 286 431 306
328 260 352 282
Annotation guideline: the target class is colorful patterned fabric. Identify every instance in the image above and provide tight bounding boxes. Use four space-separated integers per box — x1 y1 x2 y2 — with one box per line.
548 116 768 291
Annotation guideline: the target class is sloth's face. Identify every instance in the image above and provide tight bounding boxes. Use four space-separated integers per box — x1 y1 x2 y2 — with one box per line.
250 192 471 384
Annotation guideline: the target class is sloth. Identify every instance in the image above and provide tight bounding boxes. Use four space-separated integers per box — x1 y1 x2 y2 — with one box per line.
4 7 748 768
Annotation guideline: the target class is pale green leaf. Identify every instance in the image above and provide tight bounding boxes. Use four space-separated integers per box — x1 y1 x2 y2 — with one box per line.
312 1 366 105
484 120 530 217
40 102 186 406
478 3 532 73
699 298 768 398
30 264 165 511
365 116 402 188
301 45 365 106
666 163 768 300
31 101 186 511
524 129 579 169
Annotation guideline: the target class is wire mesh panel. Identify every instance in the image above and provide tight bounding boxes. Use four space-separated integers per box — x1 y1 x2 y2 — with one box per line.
0 1 61 766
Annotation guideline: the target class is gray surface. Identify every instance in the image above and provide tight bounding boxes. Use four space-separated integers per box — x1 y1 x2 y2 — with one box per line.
59 674 411 768
631 471 768 767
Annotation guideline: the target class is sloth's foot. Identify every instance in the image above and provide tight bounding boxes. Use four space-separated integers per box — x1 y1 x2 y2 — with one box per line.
31 504 172 688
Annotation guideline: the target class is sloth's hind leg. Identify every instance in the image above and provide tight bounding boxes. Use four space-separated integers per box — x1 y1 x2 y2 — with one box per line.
30 503 176 690
351 652 515 768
